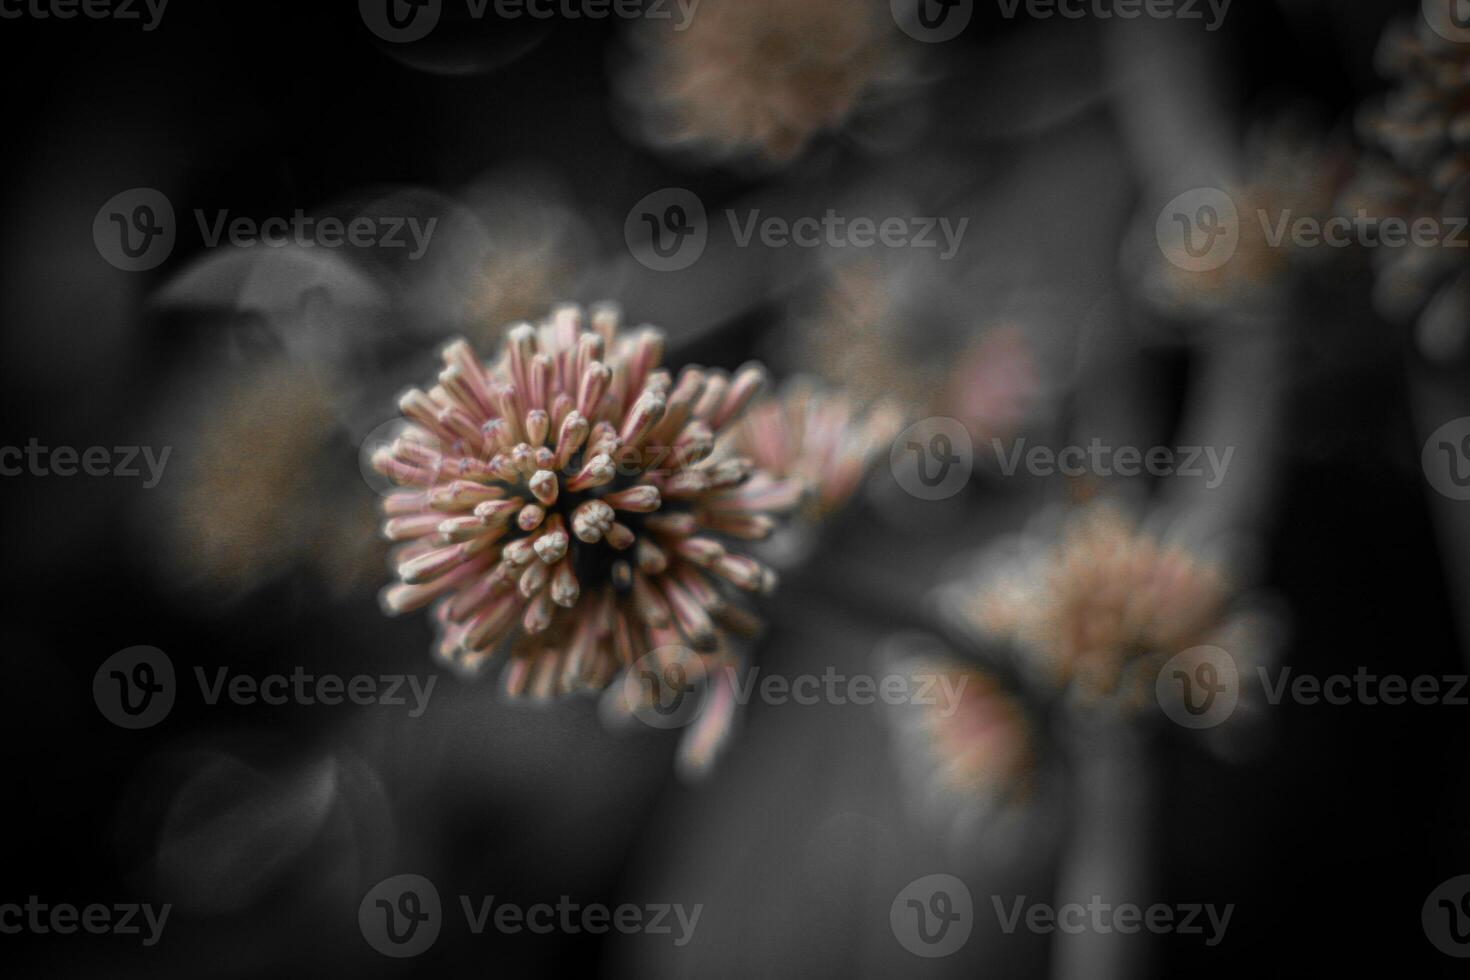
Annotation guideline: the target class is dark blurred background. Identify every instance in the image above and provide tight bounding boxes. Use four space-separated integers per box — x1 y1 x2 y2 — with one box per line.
2 0 1468 976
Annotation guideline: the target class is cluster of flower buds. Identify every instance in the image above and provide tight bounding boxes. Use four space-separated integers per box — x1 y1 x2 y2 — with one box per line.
723 381 903 520
373 304 803 700
949 505 1239 713
1352 16 1470 356
621 0 906 165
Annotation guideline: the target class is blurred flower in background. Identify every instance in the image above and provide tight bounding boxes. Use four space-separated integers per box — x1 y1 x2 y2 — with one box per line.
943 503 1264 715
794 255 1046 450
1353 12 1470 360
881 637 1041 857
396 174 597 351
617 0 912 166
942 323 1045 447
1133 113 1357 327
725 380 903 521
157 356 384 599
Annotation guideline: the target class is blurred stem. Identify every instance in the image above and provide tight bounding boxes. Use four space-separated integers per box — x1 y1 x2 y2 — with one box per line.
1406 356 1470 669
1050 722 1157 980
1167 323 1285 545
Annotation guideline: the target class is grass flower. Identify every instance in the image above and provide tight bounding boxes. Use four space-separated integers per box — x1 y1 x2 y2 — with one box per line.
723 380 903 521
947 505 1243 713
881 641 1040 854
1141 116 1354 322
798 259 1043 445
169 360 383 596
620 0 907 165
1352 15 1470 357
374 304 802 700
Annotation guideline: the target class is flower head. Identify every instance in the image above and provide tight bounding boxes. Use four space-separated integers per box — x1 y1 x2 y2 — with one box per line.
169 359 382 596
374 304 802 698
881 643 1039 855
797 259 1043 446
1141 115 1353 322
622 0 906 165
901 660 1032 799
942 324 1042 446
1363 17 1470 194
723 380 903 521
1351 15 1470 357
953 505 1237 712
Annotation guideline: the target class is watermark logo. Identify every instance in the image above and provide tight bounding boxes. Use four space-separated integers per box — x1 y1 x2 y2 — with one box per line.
621 646 710 729
1424 0 1470 45
1425 875 1470 956
1156 646 1239 729
890 417 973 501
891 0 973 42
96 188 438 272
620 655 969 729
625 188 707 272
1423 417 1470 501
1157 187 1238 273
891 874 973 957
360 875 700 955
95 651 436 727
360 0 443 42
360 874 442 958
93 646 175 730
360 420 441 499
625 191 968 271
94 188 176 272
1159 655 1470 729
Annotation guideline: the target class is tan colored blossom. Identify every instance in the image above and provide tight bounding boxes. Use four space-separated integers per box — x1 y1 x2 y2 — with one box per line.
624 0 906 165
959 505 1234 710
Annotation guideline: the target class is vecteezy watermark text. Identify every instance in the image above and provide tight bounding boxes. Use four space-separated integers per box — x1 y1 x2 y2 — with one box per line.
461 895 701 945
992 896 1234 947
195 667 436 717
0 0 167 29
624 188 969 271
995 0 1230 30
0 440 170 488
94 188 439 272
195 210 437 259
1258 210 1470 250
623 657 971 730
990 438 1234 488
0 898 170 947
359 0 698 44
93 647 438 729
1156 646 1470 730
1257 667 1470 707
359 875 700 958
725 211 969 261
1156 187 1470 274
